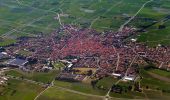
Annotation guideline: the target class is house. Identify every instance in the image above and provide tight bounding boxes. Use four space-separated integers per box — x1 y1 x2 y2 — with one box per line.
123 75 136 81
112 72 122 78
0 52 9 60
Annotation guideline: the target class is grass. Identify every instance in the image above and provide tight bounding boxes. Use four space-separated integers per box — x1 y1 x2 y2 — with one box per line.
53 61 65 69
54 80 107 96
0 38 16 47
96 76 118 90
5 69 59 83
0 79 44 100
37 87 102 100
1 0 170 46
148 69 170 78
140 69 170 92
110 91 145 99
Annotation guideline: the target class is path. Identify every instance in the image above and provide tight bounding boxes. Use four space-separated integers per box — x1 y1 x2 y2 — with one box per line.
119 0 154 31
104 79 122 100
124 55 138 77
1 0 65 37
148 72 170 82
89 0 123 29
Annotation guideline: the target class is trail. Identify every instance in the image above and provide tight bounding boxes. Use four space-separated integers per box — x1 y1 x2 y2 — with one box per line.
34 86 51 100
2 14 47 38
53 85 104 99
5 69 123 100
148 72 170 82
57 13 63 27
14 0 58 14
1 7 55 38
89 17 100 29
119 0 154 31
115 53 120 71
89 0 123 29
0 0 65 37
124 55 138 77
104 79 122 100
34 63 59 100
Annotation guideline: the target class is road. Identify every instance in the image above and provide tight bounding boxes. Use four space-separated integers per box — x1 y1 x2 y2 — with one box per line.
89 0 123 29
1 0 63 38
2 15 46 37
119 0 154 31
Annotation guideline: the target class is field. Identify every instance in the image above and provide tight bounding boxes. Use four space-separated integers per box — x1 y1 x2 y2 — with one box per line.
148 68 170 78
1 0 170 46
0 79 44 100
37 87 102 100
5 69 59 83
140 69 170 99
54 80 107 96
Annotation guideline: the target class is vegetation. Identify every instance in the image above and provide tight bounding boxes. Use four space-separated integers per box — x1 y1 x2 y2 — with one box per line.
1 0 170 46
5 69 59 83
140 69 170 94
54 80 106 96
37 87 102 100
0 79 44 100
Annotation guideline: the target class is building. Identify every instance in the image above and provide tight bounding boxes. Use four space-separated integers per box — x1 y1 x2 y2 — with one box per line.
0 52 9 60
123 75 136 81
7 58 28 68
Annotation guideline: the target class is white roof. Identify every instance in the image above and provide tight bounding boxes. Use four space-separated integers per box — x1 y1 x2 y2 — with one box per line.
124 76 135 81
1 52 7 55
131 38 137 42
60 60 72 64
68 64 73 68
112 73 121 77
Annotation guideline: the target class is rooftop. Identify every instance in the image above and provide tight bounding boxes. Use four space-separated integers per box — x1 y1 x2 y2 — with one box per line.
7 58 28 67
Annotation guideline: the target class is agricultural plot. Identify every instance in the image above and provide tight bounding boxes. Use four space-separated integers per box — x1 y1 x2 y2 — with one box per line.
145 68 170 78
129 0 170 46
5 69 59 83
140 69 170 97
54 80 106 96
1 0 169 46
37 87 103 100
0 79 44 100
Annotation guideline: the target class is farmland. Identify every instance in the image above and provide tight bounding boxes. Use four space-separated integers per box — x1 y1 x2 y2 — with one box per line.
5 69 59 83
0 79 44 100
1 0 170 46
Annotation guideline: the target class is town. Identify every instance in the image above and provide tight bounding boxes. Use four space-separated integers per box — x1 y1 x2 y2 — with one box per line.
0 25 170 89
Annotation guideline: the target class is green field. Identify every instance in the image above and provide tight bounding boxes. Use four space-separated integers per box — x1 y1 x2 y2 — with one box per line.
37 87 102 100
54 80 107 96
5 69 59 83
96 76 118 90
148 68 170 78
0 79 44 100
140 69 170 95
1 0 170 46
